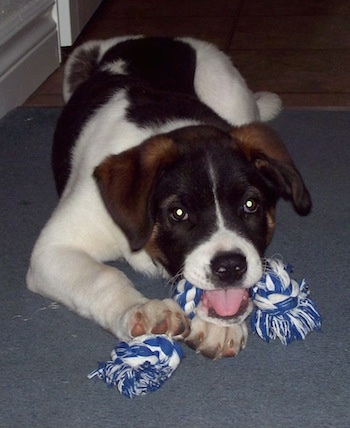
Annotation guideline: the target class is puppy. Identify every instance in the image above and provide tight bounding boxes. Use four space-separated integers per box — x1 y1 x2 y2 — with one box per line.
27 36 311 359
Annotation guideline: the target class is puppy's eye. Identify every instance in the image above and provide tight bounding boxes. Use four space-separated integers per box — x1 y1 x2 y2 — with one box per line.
170 207 189 222
243 198 259 214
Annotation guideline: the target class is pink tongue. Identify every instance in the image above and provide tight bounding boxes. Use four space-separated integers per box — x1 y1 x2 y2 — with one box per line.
203 289 247 317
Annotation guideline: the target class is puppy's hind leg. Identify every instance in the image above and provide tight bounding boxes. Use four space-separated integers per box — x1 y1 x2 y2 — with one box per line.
183 37 281 125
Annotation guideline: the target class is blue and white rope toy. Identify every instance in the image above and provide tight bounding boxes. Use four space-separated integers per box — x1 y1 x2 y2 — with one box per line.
173 279 203 319
88 334 183 398
89 257 321 397
250 258 321 345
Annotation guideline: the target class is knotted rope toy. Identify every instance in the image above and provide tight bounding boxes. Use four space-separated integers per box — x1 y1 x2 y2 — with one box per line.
88 257 321 397
88 334 183 398
250 258 321 344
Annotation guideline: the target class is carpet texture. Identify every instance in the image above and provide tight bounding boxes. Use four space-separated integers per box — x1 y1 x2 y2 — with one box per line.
1 108 349 427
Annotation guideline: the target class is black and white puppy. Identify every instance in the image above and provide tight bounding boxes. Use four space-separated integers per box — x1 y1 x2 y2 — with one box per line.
27 36 311 359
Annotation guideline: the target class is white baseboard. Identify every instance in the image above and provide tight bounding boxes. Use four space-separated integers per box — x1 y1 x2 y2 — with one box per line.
0 0 59 119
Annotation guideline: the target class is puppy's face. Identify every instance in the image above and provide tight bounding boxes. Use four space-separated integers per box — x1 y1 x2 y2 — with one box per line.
94 124 311 324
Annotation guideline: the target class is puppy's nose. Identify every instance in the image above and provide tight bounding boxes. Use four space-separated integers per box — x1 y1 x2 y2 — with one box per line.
211 252 247 283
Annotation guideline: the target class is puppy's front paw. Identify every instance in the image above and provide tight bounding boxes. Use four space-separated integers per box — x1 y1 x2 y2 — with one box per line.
185 316 248 359
124 298 190 340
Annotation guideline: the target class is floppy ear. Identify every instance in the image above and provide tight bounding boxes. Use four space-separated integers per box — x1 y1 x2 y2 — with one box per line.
231 123 312 215
94 136 178 251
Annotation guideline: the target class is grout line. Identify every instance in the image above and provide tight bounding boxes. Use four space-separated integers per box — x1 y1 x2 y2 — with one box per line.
224 0 245 52
284 106 350 111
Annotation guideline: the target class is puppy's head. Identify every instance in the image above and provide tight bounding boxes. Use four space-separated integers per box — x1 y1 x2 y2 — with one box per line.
94 124 311 324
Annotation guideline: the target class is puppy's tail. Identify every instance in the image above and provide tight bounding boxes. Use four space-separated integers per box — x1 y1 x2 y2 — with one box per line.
254 91 282 122
63 41 103 103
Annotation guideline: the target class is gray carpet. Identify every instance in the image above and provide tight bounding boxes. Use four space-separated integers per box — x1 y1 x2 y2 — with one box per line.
1 108 349 427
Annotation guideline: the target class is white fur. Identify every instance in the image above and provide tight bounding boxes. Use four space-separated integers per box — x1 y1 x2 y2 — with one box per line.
254 91 282 122
181 37 281 125
27 36 280 349
101 59 128 75
27 91 199 338
183 229 263 291
183 159 262 291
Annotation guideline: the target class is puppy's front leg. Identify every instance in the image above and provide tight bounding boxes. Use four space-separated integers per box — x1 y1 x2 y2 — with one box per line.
27 246 189 340
120 298 190 340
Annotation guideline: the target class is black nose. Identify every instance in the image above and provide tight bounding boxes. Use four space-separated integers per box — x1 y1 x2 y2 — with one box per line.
211 251 247 283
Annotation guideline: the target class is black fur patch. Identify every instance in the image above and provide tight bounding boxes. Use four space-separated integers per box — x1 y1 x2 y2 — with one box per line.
149 126 276 275
99 37 197 95
52 37 229 195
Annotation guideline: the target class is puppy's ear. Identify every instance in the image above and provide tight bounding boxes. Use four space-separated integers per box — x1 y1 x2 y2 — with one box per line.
231 123 312 215
94 136 178 251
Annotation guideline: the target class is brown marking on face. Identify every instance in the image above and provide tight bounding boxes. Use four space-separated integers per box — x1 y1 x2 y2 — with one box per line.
143 195 179 263
144 223 169 267
266 206 276 245
94 135 179 251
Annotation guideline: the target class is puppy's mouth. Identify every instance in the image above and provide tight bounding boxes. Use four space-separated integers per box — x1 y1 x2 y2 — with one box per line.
201 288 251 320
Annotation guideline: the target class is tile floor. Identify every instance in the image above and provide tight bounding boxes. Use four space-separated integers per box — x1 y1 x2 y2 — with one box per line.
24 0 350 109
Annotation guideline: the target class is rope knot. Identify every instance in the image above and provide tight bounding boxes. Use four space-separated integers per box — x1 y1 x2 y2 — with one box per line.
250 258 321 345
88 335 183 398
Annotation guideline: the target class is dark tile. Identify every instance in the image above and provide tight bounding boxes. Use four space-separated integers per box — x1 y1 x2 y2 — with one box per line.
241 0 350 16
24 93 64 107
79 16 233 50
282 94 350 108
98 0 241 17
22 0 350 108
229 49 350 96
231 16 350 49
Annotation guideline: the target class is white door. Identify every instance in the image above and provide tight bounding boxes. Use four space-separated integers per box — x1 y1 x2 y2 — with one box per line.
56 0 103 46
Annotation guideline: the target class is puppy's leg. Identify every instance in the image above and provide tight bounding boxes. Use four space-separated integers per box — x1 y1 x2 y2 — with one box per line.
183 37 281 125
185 316 248 359
27 225 189 341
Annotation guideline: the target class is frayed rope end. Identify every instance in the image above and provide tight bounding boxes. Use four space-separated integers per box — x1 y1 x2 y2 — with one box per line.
88 334 183 398
250 259 322 345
